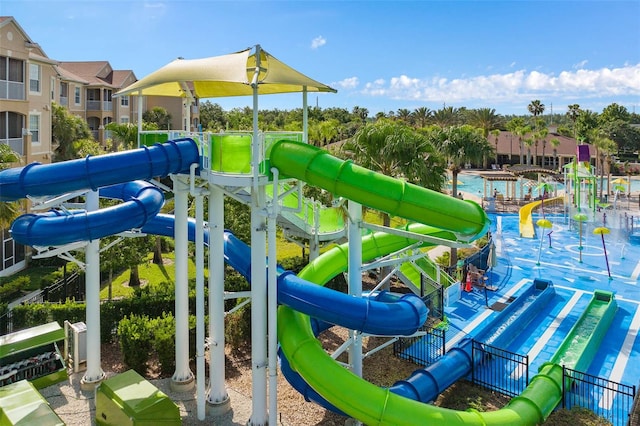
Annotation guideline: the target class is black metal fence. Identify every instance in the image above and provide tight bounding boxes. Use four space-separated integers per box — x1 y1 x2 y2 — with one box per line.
471 340 529 397
563 367 636 426
393 334 636 424
393 327 446 367
0 272 84 334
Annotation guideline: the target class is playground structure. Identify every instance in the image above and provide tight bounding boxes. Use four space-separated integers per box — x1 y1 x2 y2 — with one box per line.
0 45 632 425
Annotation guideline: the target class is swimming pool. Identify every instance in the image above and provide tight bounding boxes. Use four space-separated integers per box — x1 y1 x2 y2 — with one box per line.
448 172 639 199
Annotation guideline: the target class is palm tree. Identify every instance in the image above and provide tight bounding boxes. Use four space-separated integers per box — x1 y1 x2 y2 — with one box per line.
524 137 534 165
566 104 581 139
351 106 369 123
468 108 503 168
549 138 560 170
432 106 461 128
513 125 531 165
506 117 526 164
396 108 412 124
528 100 546 125
432 125 494 267
343 120 446 227
411 107 432 128
491 129 500 166
536 126 548 167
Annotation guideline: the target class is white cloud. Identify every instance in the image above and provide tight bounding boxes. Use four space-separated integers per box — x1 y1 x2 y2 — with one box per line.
356 64 640 105
573 59 589 69
311 36 326 49
335 77 359 89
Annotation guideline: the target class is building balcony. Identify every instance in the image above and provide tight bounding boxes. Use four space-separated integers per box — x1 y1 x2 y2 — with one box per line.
0 81 26 100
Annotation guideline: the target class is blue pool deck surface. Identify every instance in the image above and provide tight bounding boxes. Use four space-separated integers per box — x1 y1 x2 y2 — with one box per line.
441 211 640 391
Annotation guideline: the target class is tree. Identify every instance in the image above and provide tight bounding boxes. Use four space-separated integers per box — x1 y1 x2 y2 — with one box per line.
143 107 172 130
600 103 631 123
506 117 526 164
51 102 93 161
566 104 581 139
343 120 446 227
468 108 503 168
549 138 560 170
0 144 21 228
575 110 599 143
491 129 500 165
432 106 461 128
351 106 369 123
534 123 548 167
105 122 138 150
102 234 155 287
396 108 412 124
199 101 228 131
528 100 545 125
411 107 432 128
523 137 534 165
431 125 493 267
513 125 531 165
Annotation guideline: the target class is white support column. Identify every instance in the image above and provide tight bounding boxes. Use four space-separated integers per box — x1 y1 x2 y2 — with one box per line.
207 185 230 414
249 188 268 425
194 191 205 420
171 175 195 391
347 200 363 379
81 189 105 390
267 169 280 426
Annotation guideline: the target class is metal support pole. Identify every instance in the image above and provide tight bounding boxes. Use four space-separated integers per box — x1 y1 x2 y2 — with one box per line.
171 176 194 391
80 190 105 390
347 201 363 382
195 191 205 420
207 185 230 414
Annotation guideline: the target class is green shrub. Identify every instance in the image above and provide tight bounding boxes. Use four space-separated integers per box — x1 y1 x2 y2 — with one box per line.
0 276 29 303
225 305 251 353
279 256 309 274
151 313 176 375
118 314 153 375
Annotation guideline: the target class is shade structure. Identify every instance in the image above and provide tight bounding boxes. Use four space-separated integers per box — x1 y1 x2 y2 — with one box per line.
116 45 337 98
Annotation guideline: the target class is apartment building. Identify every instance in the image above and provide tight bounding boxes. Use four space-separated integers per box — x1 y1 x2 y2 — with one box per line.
1 16 201 276
0 16 57 275
56 61 138 143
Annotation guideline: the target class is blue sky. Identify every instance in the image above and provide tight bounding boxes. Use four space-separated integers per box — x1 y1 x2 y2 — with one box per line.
4 0 640 116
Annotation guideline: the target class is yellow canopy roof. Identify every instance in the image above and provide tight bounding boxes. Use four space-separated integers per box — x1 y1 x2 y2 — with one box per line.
116 45 337 98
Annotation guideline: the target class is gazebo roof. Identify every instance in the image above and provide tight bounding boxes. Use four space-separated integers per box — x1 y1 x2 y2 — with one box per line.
479 172 519 182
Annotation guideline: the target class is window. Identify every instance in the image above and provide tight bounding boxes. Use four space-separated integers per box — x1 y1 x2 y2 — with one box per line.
0 56 24 82
74 86 81 104
29 114 40 144
59 82 69 106
29 63 41 93
120 116 130 124
121 96 129 107
51 77 55 101
0 57 25 100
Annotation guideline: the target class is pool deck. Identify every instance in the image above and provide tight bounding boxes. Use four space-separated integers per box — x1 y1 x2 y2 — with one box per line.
443 208 640 398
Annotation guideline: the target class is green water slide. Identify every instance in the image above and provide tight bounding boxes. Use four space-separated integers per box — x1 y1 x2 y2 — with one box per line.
269 140 489 240
271 140 617 425
267 183 346 240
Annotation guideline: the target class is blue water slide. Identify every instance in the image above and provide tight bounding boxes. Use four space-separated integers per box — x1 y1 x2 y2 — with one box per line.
144 214 428 336
0 140 428 416
281 279 557 411
11 181 164 246
390 279 556 403
0 138 200 202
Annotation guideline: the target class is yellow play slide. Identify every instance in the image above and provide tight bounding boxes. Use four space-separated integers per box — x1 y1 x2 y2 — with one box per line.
519 196 564 238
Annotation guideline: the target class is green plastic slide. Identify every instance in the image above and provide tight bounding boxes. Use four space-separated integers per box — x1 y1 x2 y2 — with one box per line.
272 140 616 425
